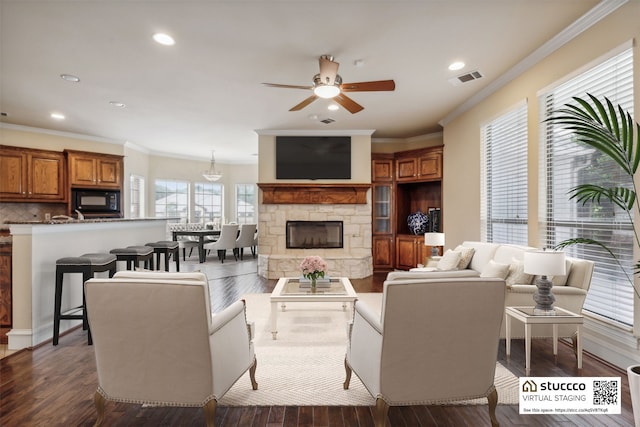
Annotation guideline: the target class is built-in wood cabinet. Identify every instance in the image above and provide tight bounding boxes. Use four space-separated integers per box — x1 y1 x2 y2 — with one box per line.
0 146 67 202
395 234 429 270
395 146 442 182
372 146 443 271
66 150 123 188
0 242 11 345
371 155 395 271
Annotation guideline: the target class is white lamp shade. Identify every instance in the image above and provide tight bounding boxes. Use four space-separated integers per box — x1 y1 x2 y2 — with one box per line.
424 232 445 246
524 250 566 276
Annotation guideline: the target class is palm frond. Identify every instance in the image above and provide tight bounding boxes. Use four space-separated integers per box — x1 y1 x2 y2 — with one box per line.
569 184 636 211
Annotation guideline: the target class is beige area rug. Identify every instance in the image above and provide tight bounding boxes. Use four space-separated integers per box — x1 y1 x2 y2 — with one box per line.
219 293 519 406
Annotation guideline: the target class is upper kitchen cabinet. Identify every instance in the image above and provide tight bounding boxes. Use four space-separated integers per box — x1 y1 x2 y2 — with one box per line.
0 145 67 202
66 150 123 189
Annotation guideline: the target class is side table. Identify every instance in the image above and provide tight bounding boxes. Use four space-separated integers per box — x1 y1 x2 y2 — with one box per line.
505 306 583 375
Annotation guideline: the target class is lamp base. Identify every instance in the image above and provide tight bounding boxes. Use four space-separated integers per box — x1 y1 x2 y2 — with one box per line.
430 247 439 257
533 275 556 316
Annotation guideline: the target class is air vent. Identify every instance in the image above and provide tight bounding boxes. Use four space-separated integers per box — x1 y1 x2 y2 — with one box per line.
320 118 335 124
448 70 484 86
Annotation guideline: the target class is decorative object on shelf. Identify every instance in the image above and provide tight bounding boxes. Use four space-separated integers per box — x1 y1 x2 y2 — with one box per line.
407 210 428 235
202 150 222 181
424 232 445 258
300 255 328 293
524 250 566 315
428 208 441 232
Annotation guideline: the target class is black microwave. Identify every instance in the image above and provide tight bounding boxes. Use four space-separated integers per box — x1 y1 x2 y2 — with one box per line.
72 189 121 213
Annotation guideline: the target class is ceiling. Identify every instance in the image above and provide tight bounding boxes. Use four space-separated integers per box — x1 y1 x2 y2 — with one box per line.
0 0 607 164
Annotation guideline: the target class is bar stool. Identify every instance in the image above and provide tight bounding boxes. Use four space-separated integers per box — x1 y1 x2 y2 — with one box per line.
145 241 180 272
110 246 154 271
54 253 117 345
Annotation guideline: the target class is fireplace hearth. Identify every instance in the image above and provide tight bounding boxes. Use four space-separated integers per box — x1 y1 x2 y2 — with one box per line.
286 221 343 249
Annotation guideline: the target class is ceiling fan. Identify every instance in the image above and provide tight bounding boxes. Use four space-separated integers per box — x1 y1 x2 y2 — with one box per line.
262 55 395 114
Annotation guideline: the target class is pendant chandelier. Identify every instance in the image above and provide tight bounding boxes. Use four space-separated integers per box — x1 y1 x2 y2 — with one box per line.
202 150 222 181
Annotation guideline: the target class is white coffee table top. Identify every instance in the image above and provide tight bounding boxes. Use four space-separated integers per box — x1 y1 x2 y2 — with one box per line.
270 277 358 302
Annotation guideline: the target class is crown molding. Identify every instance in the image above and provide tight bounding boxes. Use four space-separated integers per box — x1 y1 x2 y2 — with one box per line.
439 0 628 127
0 122 125 145
255 129 375 136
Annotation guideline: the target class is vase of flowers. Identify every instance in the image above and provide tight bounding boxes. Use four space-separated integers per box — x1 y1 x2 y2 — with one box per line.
300 255 328 293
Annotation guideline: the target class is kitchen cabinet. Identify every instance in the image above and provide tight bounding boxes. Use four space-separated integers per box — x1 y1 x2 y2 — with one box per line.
0 146 67 202
66 150 123 188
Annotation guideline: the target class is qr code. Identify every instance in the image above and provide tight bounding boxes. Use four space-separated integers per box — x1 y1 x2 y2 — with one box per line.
593 380 618 405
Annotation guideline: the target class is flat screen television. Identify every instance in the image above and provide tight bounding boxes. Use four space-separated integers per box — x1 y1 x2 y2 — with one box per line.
276 136 351 179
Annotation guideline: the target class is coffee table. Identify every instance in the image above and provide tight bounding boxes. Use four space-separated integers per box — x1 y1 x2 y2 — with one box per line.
505 306 583 375
270 277 358 340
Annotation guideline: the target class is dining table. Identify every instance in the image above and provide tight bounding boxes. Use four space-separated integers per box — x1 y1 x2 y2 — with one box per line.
171 229 221 263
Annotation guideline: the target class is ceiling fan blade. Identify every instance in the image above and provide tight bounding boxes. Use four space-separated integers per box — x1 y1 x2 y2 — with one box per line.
319 56 339 85
340 80 396 92
289 95 318 111
263 83 313 90
334 93 364 114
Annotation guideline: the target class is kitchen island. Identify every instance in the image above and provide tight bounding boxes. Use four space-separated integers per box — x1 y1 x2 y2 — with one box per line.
7 218 170 350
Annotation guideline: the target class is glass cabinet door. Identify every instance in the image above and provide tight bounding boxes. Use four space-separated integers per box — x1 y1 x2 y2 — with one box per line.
373 184 392 234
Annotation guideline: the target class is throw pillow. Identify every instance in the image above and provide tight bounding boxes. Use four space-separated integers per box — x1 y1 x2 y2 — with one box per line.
454 245 475 270
480 260 510 279
505 258 534 286
437 250 462 271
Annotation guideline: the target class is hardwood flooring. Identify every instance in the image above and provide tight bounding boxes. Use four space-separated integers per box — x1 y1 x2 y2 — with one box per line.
0 257 635 426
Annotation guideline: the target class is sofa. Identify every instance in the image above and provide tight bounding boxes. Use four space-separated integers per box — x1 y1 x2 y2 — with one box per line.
385 241 595 339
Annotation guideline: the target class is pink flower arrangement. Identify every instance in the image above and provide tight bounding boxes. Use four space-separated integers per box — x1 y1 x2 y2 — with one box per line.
300 256 328 281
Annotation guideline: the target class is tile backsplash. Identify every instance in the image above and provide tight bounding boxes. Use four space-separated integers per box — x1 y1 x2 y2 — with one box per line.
0 203 68 225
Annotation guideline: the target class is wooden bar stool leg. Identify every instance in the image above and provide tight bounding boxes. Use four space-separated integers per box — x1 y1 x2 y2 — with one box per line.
53 268 65 346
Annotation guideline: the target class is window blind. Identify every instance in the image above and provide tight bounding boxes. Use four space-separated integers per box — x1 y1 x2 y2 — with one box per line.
129 174 145 219
195 182 223 224
155 179 190 221
481 102 529 245
539 47 634 326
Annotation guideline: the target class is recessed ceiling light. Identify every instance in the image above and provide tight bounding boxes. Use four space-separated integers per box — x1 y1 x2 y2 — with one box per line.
50 113 65 120
109 101 127 108
308 114 319 120
60 74 80 82
448 61 465 71
328 104 339 111
153 33 175 46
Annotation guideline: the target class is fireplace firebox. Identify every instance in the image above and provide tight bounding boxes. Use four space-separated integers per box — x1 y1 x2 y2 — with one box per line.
286 221 343 249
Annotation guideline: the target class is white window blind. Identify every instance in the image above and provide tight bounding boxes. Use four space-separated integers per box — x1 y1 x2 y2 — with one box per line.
236 184 256 224
539 47 634 326
129 174 145 219
155 179 189 221
481 102 528 245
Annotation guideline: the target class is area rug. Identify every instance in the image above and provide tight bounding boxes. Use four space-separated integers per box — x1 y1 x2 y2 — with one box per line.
219 293 519 406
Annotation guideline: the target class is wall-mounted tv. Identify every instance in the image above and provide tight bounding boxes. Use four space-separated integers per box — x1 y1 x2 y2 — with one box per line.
276 136 351 180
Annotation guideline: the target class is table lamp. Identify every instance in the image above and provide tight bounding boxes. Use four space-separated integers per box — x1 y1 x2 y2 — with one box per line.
424 232 445 258
524 250 566 315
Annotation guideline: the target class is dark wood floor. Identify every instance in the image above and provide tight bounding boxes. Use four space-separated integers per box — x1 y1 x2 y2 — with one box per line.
0 258 635 426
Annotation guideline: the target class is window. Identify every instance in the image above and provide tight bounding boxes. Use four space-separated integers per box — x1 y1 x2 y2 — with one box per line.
480 101 528 245
155 179 189 221
129 174 145 219
236 184 256 224
539 46 634 326
194 182 223 227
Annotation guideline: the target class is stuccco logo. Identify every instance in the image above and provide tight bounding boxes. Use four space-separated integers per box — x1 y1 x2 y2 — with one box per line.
522 379 586 392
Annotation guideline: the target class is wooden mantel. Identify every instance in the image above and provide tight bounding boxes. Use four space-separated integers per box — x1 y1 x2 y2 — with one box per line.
258 183 370 204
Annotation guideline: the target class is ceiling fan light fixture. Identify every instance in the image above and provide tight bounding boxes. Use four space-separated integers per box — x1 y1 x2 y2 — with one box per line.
202 150 222 181
313 84 340 99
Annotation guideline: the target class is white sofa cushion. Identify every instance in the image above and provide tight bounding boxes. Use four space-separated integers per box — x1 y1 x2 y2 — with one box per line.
462 241 500 272
480 260 510 279
437 250 462 271
505 258 534 286
454 245 475 270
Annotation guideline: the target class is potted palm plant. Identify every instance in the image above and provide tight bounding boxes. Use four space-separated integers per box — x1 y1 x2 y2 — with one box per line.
546 93 640 424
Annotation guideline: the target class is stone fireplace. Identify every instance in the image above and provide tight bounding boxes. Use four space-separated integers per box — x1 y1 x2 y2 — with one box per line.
286 221 343 249
257 183 373 279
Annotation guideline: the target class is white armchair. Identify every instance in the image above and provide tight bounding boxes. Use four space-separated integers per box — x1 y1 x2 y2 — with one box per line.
234 223 257 260
344 278 506 427
85 271 257 426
